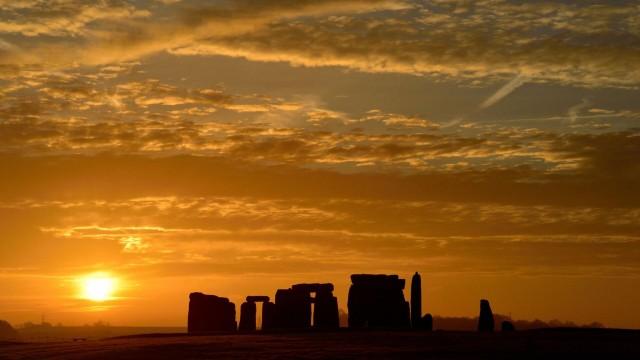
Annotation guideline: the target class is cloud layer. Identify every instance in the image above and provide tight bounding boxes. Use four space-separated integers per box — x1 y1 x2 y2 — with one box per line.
0 1 638 88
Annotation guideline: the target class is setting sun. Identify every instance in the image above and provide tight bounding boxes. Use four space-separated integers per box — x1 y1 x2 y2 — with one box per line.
80 273 118 302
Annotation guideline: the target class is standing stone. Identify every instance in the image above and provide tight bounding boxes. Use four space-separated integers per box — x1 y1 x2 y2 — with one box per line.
188 292 237 333
422 313 433 331
239 301 257 331
314 285 339 329
274 288 312 329
411 272 422 329
347 274 410 329
262 301 276 330
477 299 495 332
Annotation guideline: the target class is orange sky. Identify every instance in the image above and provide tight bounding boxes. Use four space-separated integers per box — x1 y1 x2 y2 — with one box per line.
1 0 639 329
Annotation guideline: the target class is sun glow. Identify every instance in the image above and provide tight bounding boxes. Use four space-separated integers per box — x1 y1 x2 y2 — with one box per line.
79 273 118 302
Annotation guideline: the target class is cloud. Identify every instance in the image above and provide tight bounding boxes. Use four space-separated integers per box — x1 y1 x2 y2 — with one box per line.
0 0 410 69
1 66 638 179
170 2 640 88
546 131 640 181
0 0 149 37
0 195 636 280
480 75 527 109
2 149 640 209
1 1 638 89
568 99 591 123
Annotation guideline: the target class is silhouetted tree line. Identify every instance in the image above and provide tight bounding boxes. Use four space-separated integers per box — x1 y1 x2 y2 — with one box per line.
431 314 604 331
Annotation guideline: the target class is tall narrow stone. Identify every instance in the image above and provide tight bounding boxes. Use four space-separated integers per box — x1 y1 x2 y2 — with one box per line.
477 299 495 332
410 272 422 329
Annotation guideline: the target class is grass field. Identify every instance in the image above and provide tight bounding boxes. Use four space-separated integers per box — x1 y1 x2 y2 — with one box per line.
2 329 640 359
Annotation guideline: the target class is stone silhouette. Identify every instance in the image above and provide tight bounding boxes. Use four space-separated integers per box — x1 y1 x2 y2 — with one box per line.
422 313 433 331
239 301 257 331
309 284 340 329
239 296 273 331
411 272 422 329
274 283 339 329
274 287 312 329
262 301 277 330
501 320 516 332
188 292 237 333
348 274 410 329
247 295 270 302
477 299 495 332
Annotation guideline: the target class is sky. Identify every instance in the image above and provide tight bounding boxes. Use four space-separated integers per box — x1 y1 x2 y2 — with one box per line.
1 0 639 329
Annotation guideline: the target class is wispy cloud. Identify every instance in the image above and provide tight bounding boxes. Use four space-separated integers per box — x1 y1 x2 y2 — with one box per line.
568 98 591 123
480 75 527 109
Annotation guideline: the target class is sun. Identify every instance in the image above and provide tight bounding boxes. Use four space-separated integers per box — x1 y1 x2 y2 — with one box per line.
79 273 118 302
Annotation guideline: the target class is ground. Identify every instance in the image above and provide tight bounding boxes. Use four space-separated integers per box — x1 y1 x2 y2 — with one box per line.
2 329 640 359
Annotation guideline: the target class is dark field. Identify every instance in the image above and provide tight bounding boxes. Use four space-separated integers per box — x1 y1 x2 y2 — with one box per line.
2 329 640 360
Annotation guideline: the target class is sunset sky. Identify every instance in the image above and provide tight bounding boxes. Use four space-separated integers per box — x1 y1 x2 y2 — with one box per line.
1 0 639 329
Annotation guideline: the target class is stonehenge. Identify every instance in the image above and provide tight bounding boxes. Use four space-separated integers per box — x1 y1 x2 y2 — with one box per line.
477 299 495 332
187 274 507 336
348 274 410 329
187 292 237 333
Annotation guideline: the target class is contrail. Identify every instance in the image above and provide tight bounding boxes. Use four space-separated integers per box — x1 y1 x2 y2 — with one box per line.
480 74 527 109
444 74 527 128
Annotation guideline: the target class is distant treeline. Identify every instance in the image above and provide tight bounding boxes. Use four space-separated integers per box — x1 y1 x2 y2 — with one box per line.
14 322 185 340
432 314 604 331
7 313 605 340
337 310 603 330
